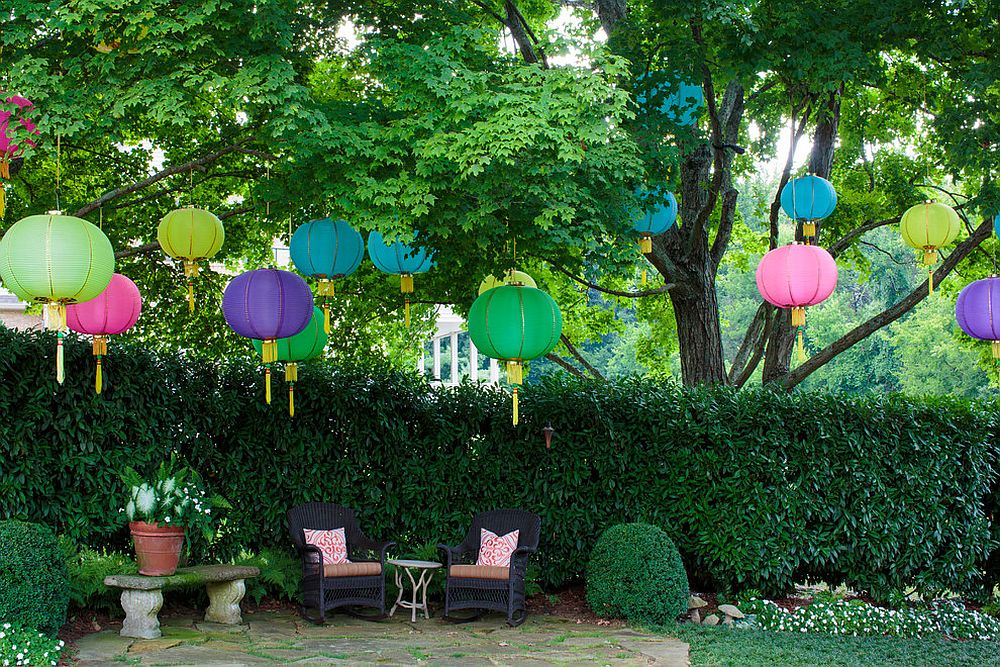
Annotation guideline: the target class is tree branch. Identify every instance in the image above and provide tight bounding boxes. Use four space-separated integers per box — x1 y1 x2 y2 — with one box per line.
560 333 606 381
783 217 994 390
828 215 901 258
545 352 590 380
547 261 674 297
72 137 253 218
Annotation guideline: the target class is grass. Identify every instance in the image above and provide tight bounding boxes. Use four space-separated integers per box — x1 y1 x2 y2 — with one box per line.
671 626 1000 667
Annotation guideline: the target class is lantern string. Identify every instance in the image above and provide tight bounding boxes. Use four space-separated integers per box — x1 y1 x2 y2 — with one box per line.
55 133 61 211
265 165 270 216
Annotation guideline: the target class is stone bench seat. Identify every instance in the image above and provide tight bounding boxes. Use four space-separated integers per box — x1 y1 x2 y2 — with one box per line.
105 565 260 639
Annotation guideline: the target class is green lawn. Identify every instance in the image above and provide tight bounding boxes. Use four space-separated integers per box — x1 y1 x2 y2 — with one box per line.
671 626 1000 667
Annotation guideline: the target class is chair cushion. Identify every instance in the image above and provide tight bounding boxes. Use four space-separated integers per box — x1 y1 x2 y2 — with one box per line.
450 564 510 580
476 528 519 567
304 527 349 565
324 562 382 577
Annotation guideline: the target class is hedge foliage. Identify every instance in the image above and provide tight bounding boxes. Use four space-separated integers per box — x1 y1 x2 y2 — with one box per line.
0 521 69 635
587 523 689 624
0 327 998 599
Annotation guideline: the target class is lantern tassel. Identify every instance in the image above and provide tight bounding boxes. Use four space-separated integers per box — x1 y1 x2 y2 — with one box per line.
262 339 277 364
802 221 816 239
187 281 195 313
928 267 934 296
265 365 272 404
285 362 297 417
95 358 103 394
0 181 5 219
796 328 806 363
317 279 335 297
642 269 647 285
639 236 652 254
512 387 519 426
400 274 414 293
405 298 411 328
992 341 1000 361
0 155 9 180
56 331 65 385
289 384 294 417
323 303 331 335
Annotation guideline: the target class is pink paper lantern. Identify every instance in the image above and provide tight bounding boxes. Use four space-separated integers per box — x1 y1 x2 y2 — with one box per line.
0 96 38 178
756 243 838 359
66 273 142 394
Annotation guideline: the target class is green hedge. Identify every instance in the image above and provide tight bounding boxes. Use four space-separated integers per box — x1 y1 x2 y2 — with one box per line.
0 326 997 599
0 520 69 634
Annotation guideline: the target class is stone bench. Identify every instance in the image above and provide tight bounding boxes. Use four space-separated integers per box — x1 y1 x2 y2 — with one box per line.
105 565 260 639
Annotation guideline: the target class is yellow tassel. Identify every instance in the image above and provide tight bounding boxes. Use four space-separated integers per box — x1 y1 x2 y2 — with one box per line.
642 269 647 285
0 181 5 219
400 274 414 293
56 332 65 384
187 282 195 313
928 268 934 296
0 156 9 180
922 249 938 266
262 339 277 364
285 362 298 382
45 302 67 332
506 360 523 385
638 236 652 254
289 385 295 417
802 221 816 238
183 261 200 278
512 387 519 426
92 336 107 357
323 304 331 335
265 366 272 404
317 279 335 297
95 358 103 394
791 307 806 328
796 329 806 363
405 298 411 328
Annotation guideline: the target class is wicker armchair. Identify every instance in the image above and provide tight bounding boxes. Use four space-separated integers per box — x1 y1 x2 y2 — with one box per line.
438 509 541 626
287 503 395 623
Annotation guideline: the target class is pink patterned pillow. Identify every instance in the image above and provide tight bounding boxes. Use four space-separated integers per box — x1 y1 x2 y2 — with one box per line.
303 527 350 565
476 528 519 567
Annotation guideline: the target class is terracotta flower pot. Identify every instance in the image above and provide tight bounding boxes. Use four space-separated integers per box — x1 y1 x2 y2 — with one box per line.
130 521 186 576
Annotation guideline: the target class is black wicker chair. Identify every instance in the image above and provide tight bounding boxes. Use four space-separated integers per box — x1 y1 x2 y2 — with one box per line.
287 502 395 623
438 509 541 626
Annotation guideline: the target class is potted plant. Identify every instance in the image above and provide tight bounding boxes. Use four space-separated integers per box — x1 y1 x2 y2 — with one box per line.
120 457 229 576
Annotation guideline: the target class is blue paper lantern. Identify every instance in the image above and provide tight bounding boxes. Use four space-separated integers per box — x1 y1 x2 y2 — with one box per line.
289 217 364 333
633 187 677 253
367 231 434 327
993 211 1000 239
780 176 837 238
635 73 704 127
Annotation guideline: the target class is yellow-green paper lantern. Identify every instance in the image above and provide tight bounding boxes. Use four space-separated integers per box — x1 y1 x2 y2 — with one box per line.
0 211 115 382
157 207 224 312
899 201 961 294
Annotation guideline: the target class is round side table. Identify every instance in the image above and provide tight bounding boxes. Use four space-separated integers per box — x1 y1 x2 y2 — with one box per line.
388 559 442 622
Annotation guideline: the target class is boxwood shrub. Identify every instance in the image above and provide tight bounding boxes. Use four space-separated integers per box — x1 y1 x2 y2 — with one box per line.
587 523 689 624
0 327 997 599
0 521 69 634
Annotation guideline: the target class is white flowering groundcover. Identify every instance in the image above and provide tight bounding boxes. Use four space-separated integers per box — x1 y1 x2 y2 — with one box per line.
0 622 63 667
740 599 1000 641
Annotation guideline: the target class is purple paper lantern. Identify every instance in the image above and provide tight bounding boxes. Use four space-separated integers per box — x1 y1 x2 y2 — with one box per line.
222 269 314 403
956 276 1000 362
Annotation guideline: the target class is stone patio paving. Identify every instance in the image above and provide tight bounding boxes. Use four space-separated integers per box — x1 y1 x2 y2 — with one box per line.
70 610 688 666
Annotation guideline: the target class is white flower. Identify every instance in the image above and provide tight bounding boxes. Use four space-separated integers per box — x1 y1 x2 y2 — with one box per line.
164 516 171 523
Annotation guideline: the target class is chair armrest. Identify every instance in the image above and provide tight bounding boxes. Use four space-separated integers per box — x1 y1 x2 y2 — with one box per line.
512 546 537 557
298 544 324 563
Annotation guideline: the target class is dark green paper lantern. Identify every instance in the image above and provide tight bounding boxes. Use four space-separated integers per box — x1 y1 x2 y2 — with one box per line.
253 306 327 416
467 284 562 424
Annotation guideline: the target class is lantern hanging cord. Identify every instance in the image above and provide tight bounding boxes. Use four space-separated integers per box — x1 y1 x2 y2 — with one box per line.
265 165 270 216
55 134 61 211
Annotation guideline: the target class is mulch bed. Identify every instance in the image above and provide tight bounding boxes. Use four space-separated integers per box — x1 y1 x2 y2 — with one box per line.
527 583 624 627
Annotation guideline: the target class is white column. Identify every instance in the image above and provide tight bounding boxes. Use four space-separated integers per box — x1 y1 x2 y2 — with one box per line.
432 337 441 382
489 358 500 384
418 348 426 376
469 340 479 383
450 331 459 386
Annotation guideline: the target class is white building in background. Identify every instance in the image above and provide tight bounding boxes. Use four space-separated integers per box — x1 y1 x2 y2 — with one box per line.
420 306 500 387
0 289 42 331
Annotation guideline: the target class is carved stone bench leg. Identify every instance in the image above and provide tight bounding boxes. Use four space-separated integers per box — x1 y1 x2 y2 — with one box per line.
120 589 163 639
205 579 246 624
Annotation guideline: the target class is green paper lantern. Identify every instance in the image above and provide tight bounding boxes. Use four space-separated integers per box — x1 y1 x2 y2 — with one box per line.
157 207 225 312
0 211 115 383
899 201 961 295
467 284 562 424
252 306 327 416
478 270 537 295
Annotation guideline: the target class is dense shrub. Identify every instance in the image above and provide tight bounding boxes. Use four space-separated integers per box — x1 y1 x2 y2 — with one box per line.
586 523 689 624
0 327 997 599
0 521 69 634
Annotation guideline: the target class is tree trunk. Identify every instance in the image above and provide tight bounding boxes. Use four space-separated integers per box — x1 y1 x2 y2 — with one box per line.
761 86 841 383
672 276 726 384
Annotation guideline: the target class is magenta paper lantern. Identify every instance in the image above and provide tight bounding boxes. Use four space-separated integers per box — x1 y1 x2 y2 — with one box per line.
756 243 838 359
0 96 38 179
222 268 313 404
66 273 142 394
956 276 1000 362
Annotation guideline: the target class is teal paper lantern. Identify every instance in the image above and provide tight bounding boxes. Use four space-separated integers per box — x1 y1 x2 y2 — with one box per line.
780 175 837 239
633 187 678 253
367 231 434 327
635 72 704 127
289 217 364 333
